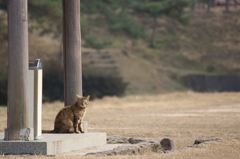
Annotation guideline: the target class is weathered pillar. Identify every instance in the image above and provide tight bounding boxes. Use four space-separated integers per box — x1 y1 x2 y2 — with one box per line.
6 0 31 140
62 0 82 106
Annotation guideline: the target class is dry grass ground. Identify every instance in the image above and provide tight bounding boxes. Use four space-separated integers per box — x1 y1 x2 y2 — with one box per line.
0 91 240 159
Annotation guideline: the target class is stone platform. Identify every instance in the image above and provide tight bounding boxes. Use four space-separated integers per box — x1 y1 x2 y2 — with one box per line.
0 132 106 155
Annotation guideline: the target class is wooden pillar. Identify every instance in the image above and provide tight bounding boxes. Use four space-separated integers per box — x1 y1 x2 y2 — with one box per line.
7 0 30 140
62 0 82 106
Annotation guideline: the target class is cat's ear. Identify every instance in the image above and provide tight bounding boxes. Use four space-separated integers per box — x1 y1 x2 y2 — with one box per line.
76 94 82 99
86 95 90 100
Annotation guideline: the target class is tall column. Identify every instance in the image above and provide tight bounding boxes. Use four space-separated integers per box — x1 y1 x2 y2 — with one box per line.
62 0 82 106
7 0 30 140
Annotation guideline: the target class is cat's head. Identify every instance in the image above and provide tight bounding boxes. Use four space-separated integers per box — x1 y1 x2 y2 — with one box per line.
76 94 90 108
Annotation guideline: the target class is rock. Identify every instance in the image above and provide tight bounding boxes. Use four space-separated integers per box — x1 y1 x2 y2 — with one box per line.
85 142 160 156
128 138 146 144
107 136 129 144
160 138 176 153
191 144 205 148
194 138 222 145
194 139 204 145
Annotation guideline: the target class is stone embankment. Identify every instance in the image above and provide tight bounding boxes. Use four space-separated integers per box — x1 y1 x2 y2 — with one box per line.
85 136 223 157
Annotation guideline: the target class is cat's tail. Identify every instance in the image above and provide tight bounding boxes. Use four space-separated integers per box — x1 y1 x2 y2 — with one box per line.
42 130 55 133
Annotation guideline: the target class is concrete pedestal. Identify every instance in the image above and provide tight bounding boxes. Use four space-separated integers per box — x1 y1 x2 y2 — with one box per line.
0 132 106 155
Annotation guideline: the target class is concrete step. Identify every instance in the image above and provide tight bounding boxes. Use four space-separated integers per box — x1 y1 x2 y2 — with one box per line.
57 144 124 156
0 132 106 155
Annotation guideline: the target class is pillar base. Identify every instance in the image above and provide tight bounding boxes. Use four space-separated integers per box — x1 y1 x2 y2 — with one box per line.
0 132 106 155
34 136 44 140
4 128 34 141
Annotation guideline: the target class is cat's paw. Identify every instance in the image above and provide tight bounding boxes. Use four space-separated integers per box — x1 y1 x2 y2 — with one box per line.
75 131 80 134
81 131 85 133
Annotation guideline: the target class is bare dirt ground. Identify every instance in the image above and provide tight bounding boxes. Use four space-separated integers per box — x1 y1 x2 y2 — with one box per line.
0 91 240 159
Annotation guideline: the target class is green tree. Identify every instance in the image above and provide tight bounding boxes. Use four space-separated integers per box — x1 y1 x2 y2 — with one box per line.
81 0 145 39
132 0 192 47
0 0 7 10
28 0 62 38
0 1 62 38
206 0 215 12
0 0 8 68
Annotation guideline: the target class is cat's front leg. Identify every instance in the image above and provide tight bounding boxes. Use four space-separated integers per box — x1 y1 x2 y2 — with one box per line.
78 121 84 133
74 117 80 133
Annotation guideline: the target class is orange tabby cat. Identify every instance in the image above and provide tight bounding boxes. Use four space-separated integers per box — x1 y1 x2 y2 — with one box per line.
43 94 90 133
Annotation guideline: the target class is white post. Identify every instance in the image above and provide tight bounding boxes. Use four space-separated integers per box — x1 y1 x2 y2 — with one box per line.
34 68 43 139
29 59 43 140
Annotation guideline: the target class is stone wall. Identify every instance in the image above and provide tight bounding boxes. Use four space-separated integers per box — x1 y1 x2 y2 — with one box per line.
185 75 240 92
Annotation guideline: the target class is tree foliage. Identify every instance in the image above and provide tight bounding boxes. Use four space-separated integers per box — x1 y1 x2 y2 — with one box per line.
42 61 128 102
82 69 128 99
0 0 192 103
131 0 191 47
132 0 191 21
0 0 191 45
28 0 62 38
0 71 7 105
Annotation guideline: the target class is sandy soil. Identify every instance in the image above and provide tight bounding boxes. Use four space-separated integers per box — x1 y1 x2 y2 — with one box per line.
0 91 240 159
